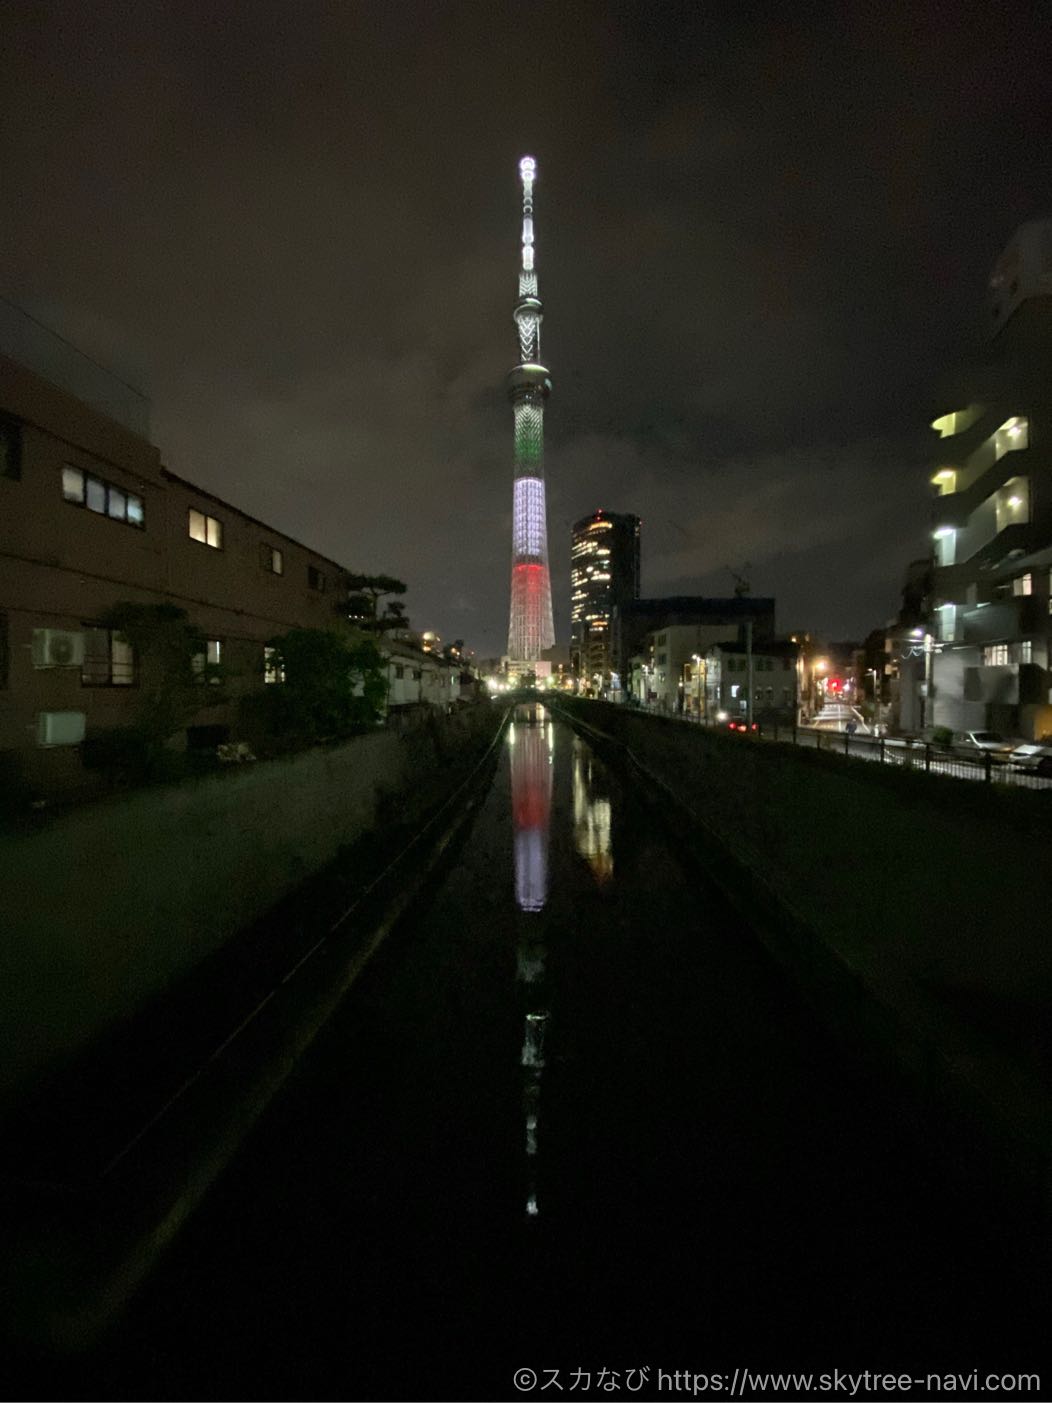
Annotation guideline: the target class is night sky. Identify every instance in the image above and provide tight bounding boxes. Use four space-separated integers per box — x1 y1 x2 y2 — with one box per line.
3 0 1051 654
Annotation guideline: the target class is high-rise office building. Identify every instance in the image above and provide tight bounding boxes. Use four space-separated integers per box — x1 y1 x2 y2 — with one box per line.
570 510 640 688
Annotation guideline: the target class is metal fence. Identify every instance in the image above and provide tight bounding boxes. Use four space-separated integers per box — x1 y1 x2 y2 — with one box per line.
648 708 1052 791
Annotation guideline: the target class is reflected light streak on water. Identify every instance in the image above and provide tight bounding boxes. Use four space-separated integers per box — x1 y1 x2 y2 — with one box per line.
510 703 555 1220
572 735 614 884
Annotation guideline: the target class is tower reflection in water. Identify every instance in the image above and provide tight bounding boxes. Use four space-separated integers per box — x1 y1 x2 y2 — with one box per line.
509 702 553 1219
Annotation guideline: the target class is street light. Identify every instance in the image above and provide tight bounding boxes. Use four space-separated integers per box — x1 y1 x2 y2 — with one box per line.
812 657 828 717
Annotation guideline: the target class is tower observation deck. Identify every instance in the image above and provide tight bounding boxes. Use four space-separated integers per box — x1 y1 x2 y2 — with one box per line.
506 155 555 666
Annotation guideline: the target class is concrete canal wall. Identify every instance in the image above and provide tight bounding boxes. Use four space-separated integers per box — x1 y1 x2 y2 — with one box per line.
0 703 503 1105
555 698 1052 1220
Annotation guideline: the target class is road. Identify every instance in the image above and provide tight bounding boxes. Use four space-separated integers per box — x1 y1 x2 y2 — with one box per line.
66 706 1045 1400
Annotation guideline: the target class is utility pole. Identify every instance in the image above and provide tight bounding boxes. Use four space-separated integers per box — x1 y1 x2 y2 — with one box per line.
745 619 754 728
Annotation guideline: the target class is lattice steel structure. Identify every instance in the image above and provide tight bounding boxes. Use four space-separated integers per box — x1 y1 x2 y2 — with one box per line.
506 155 555 664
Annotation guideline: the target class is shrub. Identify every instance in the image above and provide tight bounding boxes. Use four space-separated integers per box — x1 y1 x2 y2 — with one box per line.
239 628 387 752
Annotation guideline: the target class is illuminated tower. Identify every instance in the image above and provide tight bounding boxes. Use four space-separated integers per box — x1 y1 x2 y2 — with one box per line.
507 155 555 665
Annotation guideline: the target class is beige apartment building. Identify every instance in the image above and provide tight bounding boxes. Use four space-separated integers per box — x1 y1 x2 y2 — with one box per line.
0 335 364 799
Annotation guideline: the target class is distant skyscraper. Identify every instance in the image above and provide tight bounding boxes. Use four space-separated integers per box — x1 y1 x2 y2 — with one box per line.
570 510 641 687
506 156 555 665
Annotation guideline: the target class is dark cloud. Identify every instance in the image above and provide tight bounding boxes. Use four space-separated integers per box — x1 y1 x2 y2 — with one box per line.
2 0 1051 653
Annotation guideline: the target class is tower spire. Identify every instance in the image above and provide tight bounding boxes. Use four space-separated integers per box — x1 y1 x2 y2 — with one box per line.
507 155 555 667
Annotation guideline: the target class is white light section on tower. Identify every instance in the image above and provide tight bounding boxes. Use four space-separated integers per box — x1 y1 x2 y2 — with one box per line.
513 477 547 557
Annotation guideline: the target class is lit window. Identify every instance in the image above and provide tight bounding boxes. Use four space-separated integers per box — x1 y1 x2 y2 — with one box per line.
63 466 145 526
1013 573 1033 597
264 646 285 683
192 639 223 683
86 477 106 513
983 644 1010 666
261 544 283 575
63 466 85 502
1019 640 1033 664
189 508 223 548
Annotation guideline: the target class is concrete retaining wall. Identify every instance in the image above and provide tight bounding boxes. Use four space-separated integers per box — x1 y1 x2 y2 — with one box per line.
556 699 1052 1226
0 704 502 1104
556 701 1052 1003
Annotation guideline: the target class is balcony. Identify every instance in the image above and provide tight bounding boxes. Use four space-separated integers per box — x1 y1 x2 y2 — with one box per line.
960 596 1040 644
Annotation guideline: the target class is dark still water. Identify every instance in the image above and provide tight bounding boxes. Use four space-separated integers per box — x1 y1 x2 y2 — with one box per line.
68 707 1046 1400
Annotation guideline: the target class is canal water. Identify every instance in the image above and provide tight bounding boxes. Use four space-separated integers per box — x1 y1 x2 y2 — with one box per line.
76 707 1044 1399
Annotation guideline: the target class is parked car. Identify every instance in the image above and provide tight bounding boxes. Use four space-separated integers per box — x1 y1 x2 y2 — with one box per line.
1010 743 1052 774
953 730 1015 762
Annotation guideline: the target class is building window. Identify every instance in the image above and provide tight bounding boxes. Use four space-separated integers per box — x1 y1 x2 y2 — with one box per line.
982 643 1010 666
1018 640 1033 664
261 544 283 575
192 638 223 682
1 418 22 480
1013 573 1033 596
63 466 144 527
82 627 135 686
394 664 404 680
263 646 285 684
308 565 326 592
188 508 222 548
413 669 422 681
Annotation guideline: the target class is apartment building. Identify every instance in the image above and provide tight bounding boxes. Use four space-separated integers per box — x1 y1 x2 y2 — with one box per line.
927 220 1052 740
0 319 363 797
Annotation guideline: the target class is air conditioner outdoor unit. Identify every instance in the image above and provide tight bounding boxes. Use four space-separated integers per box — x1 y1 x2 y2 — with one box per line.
37 711 87 746
31 629 85 668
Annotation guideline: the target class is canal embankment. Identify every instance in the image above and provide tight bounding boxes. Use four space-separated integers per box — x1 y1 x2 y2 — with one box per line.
553 697 1052 1233
0 702 504 1109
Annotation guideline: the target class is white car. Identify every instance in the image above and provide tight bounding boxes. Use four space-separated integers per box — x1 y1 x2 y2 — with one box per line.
953 730 1015 762
1010 743 1052 774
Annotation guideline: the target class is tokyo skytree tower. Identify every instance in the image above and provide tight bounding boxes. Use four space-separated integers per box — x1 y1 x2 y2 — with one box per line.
506 155 555 664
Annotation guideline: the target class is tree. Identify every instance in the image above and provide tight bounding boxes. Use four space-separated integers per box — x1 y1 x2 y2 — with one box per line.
97 601 221 744
80 602 223 782
241 627 387 749
343 573 409 634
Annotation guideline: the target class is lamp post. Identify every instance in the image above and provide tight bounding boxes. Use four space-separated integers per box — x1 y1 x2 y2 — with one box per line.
812 657 828 719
